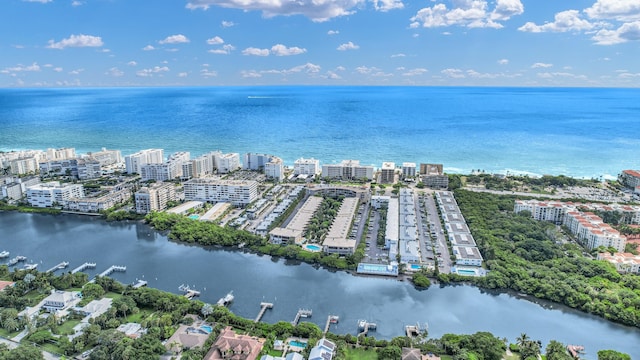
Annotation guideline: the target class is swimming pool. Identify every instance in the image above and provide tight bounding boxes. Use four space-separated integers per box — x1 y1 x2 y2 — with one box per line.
457 269 477 276
304 244 321 251
411 264 422 270
200 325 212 333
289 340 307 348
189 214 200 220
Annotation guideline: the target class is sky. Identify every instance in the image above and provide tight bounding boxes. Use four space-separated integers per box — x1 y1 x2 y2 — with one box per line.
1 0 640 87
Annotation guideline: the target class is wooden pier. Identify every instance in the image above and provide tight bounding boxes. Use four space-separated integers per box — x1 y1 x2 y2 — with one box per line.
71 262 96 274
405 322 427 338
291 309 312 326
254 302 274 323
357 320 377 336
132 280 148 289
179 284 201 299
46 261 69 273
324 315 339 334
89 265 126 283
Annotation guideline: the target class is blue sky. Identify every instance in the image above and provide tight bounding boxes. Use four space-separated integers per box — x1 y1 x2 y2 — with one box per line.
2 0 640 87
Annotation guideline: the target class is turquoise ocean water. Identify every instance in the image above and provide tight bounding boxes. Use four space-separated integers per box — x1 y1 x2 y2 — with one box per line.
1 86 639 179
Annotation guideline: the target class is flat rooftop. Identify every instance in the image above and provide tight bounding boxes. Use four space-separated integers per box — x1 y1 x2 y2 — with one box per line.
324 197 359 247
451 232 477 247
167 201 205 214
453 246 483 261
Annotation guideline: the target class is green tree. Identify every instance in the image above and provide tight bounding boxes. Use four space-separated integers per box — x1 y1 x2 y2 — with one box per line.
597 350 632 360
545 340 572 360
378 345 402 360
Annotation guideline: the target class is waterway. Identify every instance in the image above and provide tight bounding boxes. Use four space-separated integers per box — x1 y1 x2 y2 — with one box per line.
1 212 638 357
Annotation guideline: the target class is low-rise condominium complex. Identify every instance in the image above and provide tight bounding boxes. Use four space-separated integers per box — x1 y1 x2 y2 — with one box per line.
322 160 374 181
26 181 85 208
184 178 258 207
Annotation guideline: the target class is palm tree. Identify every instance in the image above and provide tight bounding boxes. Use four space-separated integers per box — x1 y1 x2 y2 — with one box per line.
516 333 530 349
545 340 568 360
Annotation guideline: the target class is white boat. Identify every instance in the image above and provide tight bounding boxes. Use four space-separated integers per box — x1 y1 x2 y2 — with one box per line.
0 251 9 258
217 291 234 306
24 263 38 270
8 256 26 266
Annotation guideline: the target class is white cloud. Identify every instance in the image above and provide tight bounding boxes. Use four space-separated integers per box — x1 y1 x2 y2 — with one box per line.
287 63 321 73
410 0 522 29
106 67 124 77
518 10 596 33
72 1 85 6
178 72 189 77
221 20 236 28
391 53 406 58
531 62 553 68
159 34 190 44
208 44 236 55
127 61 137 66
165 48 179 52
98 48 111 53
497 58 509 65
355 66 392 77
241 70 263 78
201 69 218 77
47 34 103 49
0 62 41 74
68 68 84 75
186 0 367 22
53 67 63 72
136 66 170 77
142 45 155 51
242 47 270 56
491 0 524 21
22 0 52 3
207 36 224 45
402 68 428 76
373 0 404 12
325 71 342 79
592 21 640 45
441 68 465 78
336 66 346 71
328 30 340 35
537 72 587 80
618 72 640 78
271 44 307 56
337 41 359 51
584 0 640 22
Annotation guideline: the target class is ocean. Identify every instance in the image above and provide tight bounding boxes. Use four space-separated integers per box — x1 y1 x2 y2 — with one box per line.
1 86 639 179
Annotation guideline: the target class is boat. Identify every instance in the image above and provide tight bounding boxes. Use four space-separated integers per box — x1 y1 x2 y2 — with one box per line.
24 263 38 270
217 291 234 306
567 345 585 359
8 256 26 266
0 251 9 258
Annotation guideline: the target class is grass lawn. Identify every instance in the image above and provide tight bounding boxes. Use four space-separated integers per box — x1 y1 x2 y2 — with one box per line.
56 319 82 335
267 349 284 356
126 307 155 323
503 353 520 360
344 347 378 360
104 292 124 300
0 328 21 338
40 342 64 356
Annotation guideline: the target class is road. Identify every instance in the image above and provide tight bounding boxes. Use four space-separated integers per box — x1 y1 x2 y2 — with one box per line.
423 191 452 274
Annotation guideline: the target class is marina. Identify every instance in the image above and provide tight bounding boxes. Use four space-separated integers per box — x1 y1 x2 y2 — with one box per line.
71 262 97 274
291 309 312 326
89 265 126 283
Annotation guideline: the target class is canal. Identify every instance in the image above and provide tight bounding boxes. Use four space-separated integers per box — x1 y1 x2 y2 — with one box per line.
1 212 638 356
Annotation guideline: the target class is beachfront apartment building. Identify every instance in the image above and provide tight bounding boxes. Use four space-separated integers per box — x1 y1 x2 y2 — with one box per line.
379 162 396 184
9 157 39 175
46 147 76 161
125 149 164 174
619 170 640 189
321 160 374 181
264 157 285 181
294 158 320 176
564 211 626 253
243 153 278 171
184 178 258 207
26 181 84 208
141 152 190 182
402 162 417 179
135 182 177 214
86 148 123 167
515 199 640 226
1 176 40 201
39 158 102 180
420 163 448 189
214 153 240 174
182 155 213 180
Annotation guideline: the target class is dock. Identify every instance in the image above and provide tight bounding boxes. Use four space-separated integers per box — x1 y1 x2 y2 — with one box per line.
8 256 26 266
217 291 234 307
254 302 274 323
71 262 96 274
179 284 201 299
132 280 148 289
357 320 377 336
291 309 312 326
46 261 69 273
324 315 339 334
89 265 126 283
405 322 427 338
